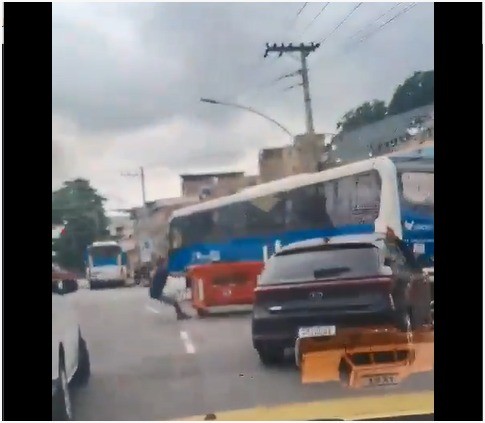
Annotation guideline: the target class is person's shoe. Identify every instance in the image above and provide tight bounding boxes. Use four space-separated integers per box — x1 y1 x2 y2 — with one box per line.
176 312 192 321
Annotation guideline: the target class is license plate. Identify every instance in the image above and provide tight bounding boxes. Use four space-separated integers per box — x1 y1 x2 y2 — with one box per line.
298 325 336 339
362 374 398 387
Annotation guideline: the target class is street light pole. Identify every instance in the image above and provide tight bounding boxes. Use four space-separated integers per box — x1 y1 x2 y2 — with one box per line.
200 98 293 138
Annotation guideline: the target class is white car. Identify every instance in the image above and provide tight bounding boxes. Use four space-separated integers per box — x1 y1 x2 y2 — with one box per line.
52 267 91 420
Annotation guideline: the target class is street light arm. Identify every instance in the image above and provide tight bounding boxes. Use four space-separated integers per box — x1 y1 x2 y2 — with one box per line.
200 98 293 138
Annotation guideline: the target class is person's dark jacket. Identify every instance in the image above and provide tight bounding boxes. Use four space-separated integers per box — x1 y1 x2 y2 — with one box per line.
395 237 421 271
149 264 168 299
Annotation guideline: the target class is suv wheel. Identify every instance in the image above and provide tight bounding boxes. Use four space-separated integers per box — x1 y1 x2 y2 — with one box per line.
52 356 73 421
71 333 91 386
256 345 285 366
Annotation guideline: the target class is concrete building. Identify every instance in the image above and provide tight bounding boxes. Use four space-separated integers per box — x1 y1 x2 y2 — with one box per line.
107 213 134 240
243 174 260 188
180 171 248 200
258 146 296 183
130 196 199 264
326 104 434 167
293 133 332 173
258 133 333 183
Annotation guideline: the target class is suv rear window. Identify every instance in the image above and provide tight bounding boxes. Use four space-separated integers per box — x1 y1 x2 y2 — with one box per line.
259 245 381 285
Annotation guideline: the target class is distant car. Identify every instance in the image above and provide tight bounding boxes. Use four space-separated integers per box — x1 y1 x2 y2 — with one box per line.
52 267 91 420
251 233 432 365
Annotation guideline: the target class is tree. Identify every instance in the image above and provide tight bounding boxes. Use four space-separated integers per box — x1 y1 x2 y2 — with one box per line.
336 100 387 133
52 179 109 271
387 70 434 115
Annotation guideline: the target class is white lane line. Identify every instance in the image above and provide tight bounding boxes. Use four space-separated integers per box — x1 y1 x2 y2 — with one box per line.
145 305 161 314
179 330 196 354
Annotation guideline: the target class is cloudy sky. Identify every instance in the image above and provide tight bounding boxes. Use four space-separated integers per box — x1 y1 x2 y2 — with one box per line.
52 2 434 210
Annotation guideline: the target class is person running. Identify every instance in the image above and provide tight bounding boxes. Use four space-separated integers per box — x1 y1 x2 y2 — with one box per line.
150 256 191 320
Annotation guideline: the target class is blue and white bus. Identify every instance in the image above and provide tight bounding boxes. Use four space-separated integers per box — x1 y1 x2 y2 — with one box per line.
85 241 128 289
167 150 433 276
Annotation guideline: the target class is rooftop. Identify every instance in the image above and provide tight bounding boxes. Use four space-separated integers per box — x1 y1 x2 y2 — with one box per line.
180 171 245 181
333 104 434 148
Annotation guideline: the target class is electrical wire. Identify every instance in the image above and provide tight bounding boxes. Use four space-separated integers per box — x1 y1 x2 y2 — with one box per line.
295 2 309 18
348 2 403 40
358 2 417 44
301 2 329 34
319 2 363 45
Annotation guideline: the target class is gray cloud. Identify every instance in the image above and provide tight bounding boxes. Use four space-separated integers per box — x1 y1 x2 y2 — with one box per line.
52 2 433 208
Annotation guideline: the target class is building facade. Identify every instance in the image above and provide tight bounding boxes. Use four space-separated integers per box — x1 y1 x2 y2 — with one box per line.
130 196 200 264
258 133 332 182
180 172 249 199
258 146 296 183
326 104 434 167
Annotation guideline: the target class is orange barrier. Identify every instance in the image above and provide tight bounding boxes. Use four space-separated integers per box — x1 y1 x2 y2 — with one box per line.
299 326 434 387
187 261 264 316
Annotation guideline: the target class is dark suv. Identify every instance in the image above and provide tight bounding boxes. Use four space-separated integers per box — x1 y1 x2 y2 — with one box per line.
251 234 432 365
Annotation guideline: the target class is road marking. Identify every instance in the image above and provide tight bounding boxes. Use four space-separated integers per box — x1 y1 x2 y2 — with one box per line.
145 305 161 314
180 331 196 354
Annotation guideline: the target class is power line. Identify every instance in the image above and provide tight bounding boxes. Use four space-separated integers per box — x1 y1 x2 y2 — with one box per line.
301 2 330 35
283 82 303 92
222 5 308 104
295 2 309 19
273 69 302 83
348 3 403 40
311 2 418 66
358 3 417 44
319 2 363 45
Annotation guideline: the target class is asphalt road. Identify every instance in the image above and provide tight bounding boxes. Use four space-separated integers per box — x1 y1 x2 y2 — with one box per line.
70 286 434 421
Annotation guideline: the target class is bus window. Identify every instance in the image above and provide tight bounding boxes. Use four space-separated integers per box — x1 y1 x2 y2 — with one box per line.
333 176 354 226
230 202 248 238
189 211 214 244
89 245 121 260
212 205 238 241
246 194 286 236
351 171 381 224
169 220 184 250
286 183 333 230
400 172 434 213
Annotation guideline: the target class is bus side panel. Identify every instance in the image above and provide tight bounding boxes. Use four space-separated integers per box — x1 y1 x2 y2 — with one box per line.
167 224 375 273
400 208 434 267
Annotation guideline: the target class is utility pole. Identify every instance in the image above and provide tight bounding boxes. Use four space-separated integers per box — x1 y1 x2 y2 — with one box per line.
121 167 146 207
121 166 151 264
264 42 320 134
140 166 146 206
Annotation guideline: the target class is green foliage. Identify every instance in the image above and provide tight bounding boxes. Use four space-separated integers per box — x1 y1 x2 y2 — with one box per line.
52 179 109 271
388 70 434 115
336 70 434 133
336 100 387 133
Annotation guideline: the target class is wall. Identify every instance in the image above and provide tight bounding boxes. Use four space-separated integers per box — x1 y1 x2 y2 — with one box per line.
293 133 328 173
181 173 247 199
132 196 199 263
258 146 296 183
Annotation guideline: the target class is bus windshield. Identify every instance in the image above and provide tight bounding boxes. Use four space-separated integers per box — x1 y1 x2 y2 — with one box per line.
89 245 121 261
